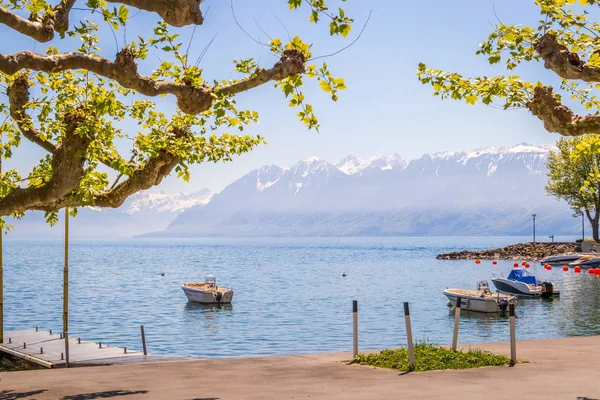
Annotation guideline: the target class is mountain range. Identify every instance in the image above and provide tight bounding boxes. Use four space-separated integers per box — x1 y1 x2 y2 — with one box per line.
5 143 583 238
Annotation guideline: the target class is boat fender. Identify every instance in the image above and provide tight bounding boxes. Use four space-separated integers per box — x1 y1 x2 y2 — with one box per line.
215 291 223 303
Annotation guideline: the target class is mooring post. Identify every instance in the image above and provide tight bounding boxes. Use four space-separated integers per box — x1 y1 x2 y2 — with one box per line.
64 332 70 368
509 303 517 365
61 352 64 360
451 296 462 351
352 300 358 359
124 346 127 354
141 325 147 355
49 329 52 335
35 326 38 332
40 347 43 354
77 337 81 344
403 302 415 369
63 208 69 337
8 337 11 344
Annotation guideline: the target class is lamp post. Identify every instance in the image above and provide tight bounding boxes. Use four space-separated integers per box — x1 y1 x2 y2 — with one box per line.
582 212 585 241
532 213 537 243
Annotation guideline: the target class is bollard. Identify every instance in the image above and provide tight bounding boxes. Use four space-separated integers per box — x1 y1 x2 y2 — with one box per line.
8 337 11 344
99 342 102 349
61 352 64 360
60 334 63 339
352 300 358 358
35 326 38 332
509 303 517 365
64 331 70 368
78 338 81 344
23 342 26 349
403 302 415 370
124 346 127 354
40 347 43 354
49 329 52 335
451 296 461 351
141 325 148 356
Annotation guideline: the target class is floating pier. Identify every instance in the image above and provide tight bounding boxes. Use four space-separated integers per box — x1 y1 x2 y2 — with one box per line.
0 329 192 368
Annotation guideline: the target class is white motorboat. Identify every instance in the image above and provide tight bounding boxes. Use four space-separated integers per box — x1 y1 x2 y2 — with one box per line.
541 250 598 265
444 281 518 313
568 255 600 269
491 269 559 297
182 275 234 304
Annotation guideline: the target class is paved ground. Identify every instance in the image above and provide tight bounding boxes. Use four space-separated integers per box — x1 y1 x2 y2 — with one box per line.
1 336 600 399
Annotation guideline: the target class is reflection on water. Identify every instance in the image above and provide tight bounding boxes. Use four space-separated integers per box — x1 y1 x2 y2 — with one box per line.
3 236 600 358
184 302 234 313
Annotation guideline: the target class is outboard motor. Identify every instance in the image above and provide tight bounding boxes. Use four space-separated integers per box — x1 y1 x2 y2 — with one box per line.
215 291 223 303
499 299 509 312
541 281 554 298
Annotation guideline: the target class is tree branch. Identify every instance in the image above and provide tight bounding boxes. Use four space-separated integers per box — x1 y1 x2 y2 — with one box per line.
7 76 58 153
106 0 203 27
535 33 600 82
219 49 306 96
526 86 600 136
0 48 306 115
0 0 76 43
0 103 92 216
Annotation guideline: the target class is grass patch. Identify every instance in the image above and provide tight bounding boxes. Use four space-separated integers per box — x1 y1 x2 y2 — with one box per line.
351 342 510 372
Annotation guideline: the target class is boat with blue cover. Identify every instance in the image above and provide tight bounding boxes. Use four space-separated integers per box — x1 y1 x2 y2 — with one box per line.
490 269 559 297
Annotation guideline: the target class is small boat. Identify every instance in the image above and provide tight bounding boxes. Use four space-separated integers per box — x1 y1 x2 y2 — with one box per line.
569 255 600 269
541 250 598 265
491 269 559 297
182 275 234 304
443 281 518 313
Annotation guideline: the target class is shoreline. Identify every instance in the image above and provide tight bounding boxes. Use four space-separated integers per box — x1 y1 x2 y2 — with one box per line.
436 241 579 261
2 336 600 399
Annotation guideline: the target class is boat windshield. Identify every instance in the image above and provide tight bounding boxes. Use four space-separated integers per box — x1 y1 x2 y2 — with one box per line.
205 275 216 285
507 269 536 285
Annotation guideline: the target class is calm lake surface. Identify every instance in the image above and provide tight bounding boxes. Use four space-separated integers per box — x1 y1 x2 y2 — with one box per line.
3 236 600 358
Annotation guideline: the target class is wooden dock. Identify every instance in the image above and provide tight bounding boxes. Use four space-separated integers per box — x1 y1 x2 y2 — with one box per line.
0 329 193 368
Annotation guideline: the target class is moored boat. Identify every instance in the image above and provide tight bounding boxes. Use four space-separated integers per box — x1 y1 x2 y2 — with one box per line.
443 281 518 313
568 255 600 269
541 250 598 265
182 275 234 304
491 269 559 297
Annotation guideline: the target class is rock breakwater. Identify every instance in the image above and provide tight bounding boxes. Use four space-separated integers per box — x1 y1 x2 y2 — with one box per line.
436 242 579 261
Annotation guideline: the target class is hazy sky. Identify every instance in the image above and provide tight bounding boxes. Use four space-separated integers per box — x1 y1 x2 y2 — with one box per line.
3 0 566 194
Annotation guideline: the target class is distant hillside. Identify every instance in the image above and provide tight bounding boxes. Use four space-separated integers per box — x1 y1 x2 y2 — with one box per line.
144 143 581 237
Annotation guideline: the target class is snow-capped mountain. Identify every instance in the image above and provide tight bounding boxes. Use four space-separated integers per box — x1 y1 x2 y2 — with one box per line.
6 189 213 238
124 189 213 214
158 143 577 237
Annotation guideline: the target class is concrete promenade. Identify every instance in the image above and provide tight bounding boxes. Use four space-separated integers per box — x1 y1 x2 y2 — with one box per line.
1 336 600 399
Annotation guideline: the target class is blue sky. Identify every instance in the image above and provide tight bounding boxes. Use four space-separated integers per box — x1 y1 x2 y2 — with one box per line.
2 0 565 193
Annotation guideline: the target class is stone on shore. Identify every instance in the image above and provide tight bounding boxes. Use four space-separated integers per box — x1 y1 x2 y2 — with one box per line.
436 242 579 261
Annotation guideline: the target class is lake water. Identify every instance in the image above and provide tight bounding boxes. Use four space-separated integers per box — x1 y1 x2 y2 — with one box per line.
3 236 600 358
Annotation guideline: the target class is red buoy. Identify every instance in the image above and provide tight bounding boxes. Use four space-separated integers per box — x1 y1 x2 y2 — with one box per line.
595 269 600 275
525 263 530 268
589 269 595 274
544 264 550 268
563 266 569 272
547 266 552 270
514 263 519 267
522 261 527 266
492 261 497 265
476 259 481 264
574 266 582 273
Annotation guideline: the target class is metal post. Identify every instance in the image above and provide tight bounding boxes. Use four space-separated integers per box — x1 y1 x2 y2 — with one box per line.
451 296 461 351
63 208 69 336
0 133 3 345
532 214 536 243
582 213 585 241
352 300 358 358
509 303 516 366
141 325 147 355
403 302 415 370
124 346 127 354
64 332 70 368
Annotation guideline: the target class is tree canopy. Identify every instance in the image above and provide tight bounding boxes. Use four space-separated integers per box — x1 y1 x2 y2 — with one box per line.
546 135 600 240
0 0 353 224
417 0 600 137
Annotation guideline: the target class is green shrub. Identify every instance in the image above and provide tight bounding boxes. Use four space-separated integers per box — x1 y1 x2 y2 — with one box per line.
351 342 510 372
